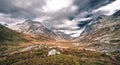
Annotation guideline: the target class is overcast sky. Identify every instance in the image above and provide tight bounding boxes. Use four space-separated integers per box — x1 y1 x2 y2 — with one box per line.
0 0 119 37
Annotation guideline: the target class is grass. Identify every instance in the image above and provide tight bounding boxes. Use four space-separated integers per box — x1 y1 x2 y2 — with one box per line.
0 24 29 54
0 47 119 65
0 24 28 45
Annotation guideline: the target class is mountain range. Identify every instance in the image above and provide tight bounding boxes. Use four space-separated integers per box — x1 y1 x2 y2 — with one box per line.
74 10 120 52
9 19 73 41
2 10 120 52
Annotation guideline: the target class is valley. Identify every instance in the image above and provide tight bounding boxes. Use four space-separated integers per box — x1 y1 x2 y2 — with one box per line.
0 0 120 65
0 19 120 65
0 12 120 65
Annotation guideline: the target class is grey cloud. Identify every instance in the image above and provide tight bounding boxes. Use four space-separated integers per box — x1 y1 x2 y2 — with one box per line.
41 5 78 27
0 13 23 24
0 0 46 19
72 0 115 17
0 0 114 23
0 0 116 36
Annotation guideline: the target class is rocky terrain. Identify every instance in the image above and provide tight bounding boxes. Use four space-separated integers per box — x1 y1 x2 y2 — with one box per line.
74 10 120 52
10 19 72 41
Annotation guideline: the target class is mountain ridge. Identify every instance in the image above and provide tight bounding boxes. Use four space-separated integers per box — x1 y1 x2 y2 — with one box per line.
74 10 120 52
10 19 72 41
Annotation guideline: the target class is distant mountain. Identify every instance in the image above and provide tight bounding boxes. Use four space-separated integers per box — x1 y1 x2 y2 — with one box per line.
11 19 72 40
50 28 73 40
14 19 54 35
75 10 120 52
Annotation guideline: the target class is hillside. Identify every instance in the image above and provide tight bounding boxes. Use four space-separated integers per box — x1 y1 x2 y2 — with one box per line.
0 24 56 55
0 24 29 54
75 11 120 52
0 24 28 45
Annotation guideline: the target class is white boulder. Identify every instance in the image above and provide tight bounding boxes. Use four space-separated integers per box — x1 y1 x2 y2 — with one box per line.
48 49 60 56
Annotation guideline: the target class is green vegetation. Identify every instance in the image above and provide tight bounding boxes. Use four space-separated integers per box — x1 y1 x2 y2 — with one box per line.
0 24 28 45
14 54 79 65
90 62 106 65
0 48 119 65
0 24 28 54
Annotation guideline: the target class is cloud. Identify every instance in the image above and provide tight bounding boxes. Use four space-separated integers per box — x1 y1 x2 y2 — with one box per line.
42 0 73 12
93 0 120 15
0 0 46 19
0 0 117 37
0 13 24 25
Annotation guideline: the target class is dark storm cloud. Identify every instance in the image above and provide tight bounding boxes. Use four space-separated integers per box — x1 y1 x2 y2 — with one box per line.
74 0 115 11
70 0 115 19
0 0 46 19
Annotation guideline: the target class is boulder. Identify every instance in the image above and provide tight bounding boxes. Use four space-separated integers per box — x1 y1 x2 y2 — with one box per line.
48 49 60 56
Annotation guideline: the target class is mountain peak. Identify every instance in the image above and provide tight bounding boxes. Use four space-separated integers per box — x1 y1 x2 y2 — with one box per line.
25 19 42 25
25 19 33 22
11 20 72 40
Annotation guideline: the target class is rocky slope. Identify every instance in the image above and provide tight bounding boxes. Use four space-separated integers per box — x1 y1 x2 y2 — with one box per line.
75 10 120 52
14 19 56 36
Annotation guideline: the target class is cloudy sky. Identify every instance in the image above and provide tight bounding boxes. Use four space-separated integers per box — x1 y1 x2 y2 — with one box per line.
0 0 120 37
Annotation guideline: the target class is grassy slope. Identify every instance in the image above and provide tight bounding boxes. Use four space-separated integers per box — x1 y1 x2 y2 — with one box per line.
0 25 28 45
0 24 55 44
0 24 57 55
0 24 30 53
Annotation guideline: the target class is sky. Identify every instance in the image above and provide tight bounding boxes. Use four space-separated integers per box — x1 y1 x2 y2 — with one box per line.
0 0 120 37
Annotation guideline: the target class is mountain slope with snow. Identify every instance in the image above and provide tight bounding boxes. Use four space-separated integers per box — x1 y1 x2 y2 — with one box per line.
75 10 120 52
64 0 120 37
10 19 72 40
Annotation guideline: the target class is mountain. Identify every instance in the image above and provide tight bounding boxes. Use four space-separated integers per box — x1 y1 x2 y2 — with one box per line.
51 28 73 40
64 0 116 37
11 19 72 40
14 19 55 36
0 23 57 54
75 10 120 52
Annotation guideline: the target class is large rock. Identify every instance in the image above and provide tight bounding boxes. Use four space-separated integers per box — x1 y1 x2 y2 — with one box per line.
48 49 60 56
